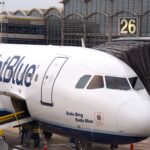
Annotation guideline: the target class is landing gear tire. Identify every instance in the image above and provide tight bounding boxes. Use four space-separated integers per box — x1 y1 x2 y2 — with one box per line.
75 139 91 150
43 131 53 140
111 144 118 150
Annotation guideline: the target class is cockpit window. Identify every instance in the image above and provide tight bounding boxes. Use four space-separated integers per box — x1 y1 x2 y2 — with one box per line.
87 75 104 89
129 77 144 91
105 76 131 90
76 75 91 89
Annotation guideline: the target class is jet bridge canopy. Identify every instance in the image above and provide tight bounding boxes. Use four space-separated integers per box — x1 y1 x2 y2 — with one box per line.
94 39 150 95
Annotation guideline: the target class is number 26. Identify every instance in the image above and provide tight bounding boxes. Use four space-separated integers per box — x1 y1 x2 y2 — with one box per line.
120 19 137 35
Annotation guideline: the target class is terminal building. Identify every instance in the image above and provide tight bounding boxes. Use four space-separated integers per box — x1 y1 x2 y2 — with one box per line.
0 14 45 44
0 7 63 45
0 0 150 47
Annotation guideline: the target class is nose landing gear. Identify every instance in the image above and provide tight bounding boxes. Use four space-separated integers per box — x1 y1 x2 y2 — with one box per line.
111 144 118 150
74 139 92 150
74 140 119 150
73 139 119 150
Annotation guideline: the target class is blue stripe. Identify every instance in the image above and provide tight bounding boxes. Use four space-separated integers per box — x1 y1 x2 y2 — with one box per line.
0 110 12 117
37 120 147 144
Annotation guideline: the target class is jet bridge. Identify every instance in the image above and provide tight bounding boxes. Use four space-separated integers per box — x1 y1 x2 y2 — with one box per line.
94 38 150 95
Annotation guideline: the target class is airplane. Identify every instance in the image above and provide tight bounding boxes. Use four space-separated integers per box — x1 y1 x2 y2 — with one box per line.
0 43 149 150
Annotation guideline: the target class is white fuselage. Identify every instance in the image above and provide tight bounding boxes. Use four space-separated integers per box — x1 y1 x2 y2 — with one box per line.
0 44 150 144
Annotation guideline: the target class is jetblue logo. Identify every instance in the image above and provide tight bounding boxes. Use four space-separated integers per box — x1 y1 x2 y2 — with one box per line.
0 55 36 87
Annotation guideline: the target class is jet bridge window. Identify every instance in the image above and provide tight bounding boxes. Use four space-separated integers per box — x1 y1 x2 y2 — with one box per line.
129 77 144 91
87 75 104 89
105 76 131 90
76 75 91 89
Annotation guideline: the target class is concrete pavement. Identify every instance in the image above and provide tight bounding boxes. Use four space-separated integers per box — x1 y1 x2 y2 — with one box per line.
3 128 150 150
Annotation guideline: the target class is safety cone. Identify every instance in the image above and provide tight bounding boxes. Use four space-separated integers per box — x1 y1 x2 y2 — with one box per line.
130 144 134 150
43 143 47 150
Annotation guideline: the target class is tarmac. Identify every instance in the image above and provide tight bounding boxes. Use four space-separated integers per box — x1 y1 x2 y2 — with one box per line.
4 128 150 150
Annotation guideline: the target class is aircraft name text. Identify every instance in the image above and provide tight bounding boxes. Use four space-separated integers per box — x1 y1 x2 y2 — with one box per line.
66 111 93 124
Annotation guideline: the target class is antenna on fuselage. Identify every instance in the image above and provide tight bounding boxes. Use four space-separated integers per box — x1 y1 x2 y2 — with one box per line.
81 38 85 48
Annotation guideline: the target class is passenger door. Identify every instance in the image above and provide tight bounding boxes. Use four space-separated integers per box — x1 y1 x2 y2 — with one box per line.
41 57 68 106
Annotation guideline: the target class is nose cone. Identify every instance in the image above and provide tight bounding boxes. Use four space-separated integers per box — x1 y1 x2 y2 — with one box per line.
117 99 150 137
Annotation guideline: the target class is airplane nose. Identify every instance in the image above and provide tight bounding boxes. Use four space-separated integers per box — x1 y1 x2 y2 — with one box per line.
117 99 150 136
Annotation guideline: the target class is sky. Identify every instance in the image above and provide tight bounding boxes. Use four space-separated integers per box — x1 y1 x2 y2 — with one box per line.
3 0 62 11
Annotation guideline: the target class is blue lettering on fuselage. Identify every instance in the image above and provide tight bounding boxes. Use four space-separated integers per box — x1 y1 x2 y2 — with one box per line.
0 55 36 87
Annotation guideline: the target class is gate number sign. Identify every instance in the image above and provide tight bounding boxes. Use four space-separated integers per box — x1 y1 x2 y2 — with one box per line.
119 18 138 35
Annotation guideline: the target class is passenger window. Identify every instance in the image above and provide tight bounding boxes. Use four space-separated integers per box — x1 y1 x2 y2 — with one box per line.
87 75 104 89
129 77 144 91
105 76 130 90
76 75 91 89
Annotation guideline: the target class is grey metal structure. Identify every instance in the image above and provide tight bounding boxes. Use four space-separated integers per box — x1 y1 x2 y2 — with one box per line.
62 0 150 47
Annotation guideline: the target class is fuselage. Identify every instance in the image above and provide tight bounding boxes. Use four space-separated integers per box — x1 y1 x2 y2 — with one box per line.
0 44 150 144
